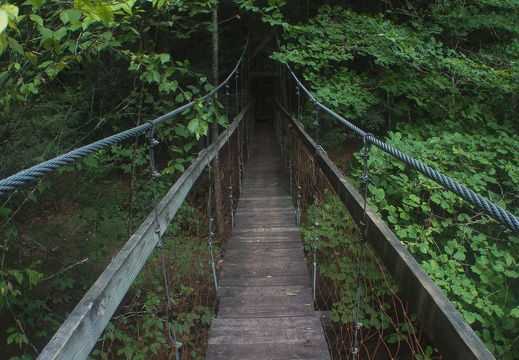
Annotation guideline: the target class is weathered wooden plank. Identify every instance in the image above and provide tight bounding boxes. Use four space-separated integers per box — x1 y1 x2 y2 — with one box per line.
237 199 294 209
220 263 309 278
276 101 495 360
223 249 305 261
218 294 314 308
218 284 313 298
208 316 326 345
228 237 301 244
207 317 330 359
37 104 252 360
218 274 310 288
217 304 315 318
231 226 300 235
235 212 295 224
225 241 302 250
206 343 329 360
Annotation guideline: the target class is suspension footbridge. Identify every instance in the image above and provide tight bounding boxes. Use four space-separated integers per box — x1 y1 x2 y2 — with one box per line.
1 38 516 360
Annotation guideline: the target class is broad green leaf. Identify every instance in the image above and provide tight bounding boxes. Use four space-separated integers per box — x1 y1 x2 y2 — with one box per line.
0 206 12 217
453 251 466 261
39 26 53 40
7 37 23 54
373 188 385 202
30 0 43 8
160 53 170 64
30 13 43 27
84 156 98 168
1 4 18 18
67 9 82 25
0 9 8 34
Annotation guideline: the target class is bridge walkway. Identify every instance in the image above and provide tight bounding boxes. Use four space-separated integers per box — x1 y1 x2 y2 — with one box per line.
206 122 331 359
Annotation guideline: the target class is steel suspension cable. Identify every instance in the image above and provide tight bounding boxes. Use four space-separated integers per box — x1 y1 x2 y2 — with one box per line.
227 133 235 228
351 134 375 359
279 60 519 234
311 105 320 303
148 122 182 359
0 38 249 197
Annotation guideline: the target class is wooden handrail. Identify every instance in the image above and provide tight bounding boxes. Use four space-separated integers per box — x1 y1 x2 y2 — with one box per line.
274 100 494 360
38 102 253 360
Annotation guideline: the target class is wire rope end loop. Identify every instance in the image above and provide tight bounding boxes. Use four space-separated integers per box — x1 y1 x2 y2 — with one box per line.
362 133 374 152
147 120 157 137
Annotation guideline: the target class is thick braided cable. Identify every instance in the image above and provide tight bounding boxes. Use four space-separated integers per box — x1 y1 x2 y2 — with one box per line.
283 62 519 234
0 39 249 197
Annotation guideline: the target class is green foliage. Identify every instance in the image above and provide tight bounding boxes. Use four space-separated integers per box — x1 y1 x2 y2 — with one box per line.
274 3 519 130
300 189 436 358
276 4 518 356
90 204 216 360
352 118 519 359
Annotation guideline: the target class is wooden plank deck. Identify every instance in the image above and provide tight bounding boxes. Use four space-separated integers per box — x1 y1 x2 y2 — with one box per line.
206 123 331 360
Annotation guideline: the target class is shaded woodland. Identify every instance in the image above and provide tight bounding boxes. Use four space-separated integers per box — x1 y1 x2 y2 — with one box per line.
0 1 518 359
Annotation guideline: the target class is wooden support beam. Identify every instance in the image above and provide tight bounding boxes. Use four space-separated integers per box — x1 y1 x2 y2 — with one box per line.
275 101 495 360
37 102 252 360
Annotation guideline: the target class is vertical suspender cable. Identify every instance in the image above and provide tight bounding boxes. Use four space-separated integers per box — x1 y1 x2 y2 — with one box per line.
207 159 219 291
311 104 320 303
147 122 182 359
351 133 374 358
228 133 235 228
235 70 240 115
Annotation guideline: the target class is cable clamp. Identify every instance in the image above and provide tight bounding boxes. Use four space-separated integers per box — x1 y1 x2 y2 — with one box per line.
350 347 359 355
174 341 182 349
149 138 160 147
359 173 376 187
359 150 369 160
152 171 161 179
354 321 363 329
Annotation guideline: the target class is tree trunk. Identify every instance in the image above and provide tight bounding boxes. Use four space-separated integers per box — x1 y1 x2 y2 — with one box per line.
211 5 225 236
